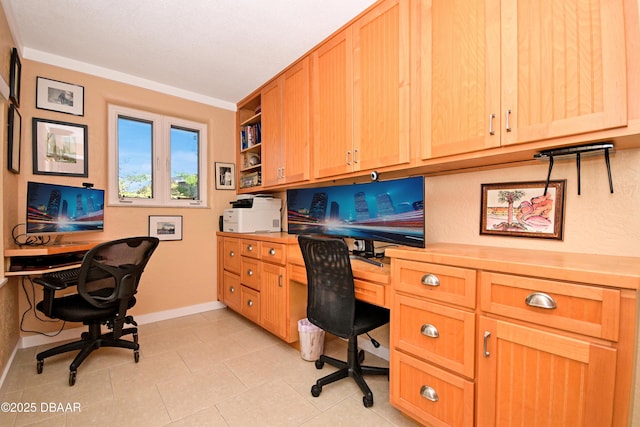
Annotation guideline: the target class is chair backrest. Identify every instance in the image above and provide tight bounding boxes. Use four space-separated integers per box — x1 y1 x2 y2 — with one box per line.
77 237 159 329
298 235 355 338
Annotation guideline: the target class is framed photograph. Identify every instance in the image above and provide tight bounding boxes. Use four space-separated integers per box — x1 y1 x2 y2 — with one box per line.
480 180 565 240
8 104 21 173
32 117 88 177
149 215 183 241
9 47 21 106
215 162 236 190
36 76 85 116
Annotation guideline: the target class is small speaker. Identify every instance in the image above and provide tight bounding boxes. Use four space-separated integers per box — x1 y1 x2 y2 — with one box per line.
219 215 224 232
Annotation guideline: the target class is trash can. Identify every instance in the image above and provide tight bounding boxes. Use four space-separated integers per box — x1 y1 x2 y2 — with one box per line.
298 318 325 361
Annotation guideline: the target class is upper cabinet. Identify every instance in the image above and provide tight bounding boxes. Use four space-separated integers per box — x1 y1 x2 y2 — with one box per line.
312 0 411 179
261 57 311 188
415 0 628 159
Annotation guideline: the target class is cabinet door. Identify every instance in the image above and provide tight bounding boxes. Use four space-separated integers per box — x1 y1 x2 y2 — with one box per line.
415 0 501 159
353 0 410 171
477 316 616 426
501 0 627 145
261 79 283 187
282 57 310 185
261 263 287 339
311 28 354 179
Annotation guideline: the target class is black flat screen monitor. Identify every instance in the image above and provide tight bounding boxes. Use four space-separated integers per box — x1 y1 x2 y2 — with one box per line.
287 176 425 250
26 181 105 238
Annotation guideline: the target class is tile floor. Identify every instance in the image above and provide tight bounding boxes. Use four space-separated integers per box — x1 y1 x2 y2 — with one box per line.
0 308 420 426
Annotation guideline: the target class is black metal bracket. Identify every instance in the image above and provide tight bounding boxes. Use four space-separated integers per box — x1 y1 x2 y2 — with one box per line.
534 142 614 195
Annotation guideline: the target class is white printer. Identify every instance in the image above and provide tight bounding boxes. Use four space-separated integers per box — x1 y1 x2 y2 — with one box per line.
223 195 282 233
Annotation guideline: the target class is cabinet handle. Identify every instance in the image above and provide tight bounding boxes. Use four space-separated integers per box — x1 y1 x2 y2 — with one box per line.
229 286 235 293
525 292 557 309
278 274 283 287
346 150 352 165
489 113 496 135
421 273 440 287
269 248 276 256
229 250 235 257
420 324 439 338
247 244 253 251
247 299 253 307
247 269 253 276
420 385 439 402
483 331 491 357
353 149 359 164
505 109 512 132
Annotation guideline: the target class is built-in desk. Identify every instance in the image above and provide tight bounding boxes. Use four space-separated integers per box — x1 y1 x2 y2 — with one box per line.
4 242 103 276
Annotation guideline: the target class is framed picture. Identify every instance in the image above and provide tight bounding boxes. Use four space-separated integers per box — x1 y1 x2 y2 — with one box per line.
480 180 565 240
9 47 21 106
36 76 85 116
32 117 88 177
8 104 21 173
149 215 183 241
215 162 236 190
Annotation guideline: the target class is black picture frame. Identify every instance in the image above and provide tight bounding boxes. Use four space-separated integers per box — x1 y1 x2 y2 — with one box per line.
32 117 88 177
36 76 85 116
9 47 21 107
8 104 21 173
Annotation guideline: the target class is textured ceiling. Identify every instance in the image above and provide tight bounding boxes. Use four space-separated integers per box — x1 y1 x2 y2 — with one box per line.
3 0 377 109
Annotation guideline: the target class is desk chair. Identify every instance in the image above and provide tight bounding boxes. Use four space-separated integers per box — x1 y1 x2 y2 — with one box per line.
34 236 159 386
298 235 390 407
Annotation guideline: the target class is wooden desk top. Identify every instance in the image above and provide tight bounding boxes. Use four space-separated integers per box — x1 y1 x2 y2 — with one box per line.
4 241 104 276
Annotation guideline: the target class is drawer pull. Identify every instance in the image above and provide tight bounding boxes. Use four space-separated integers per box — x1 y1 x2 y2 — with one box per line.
421 274 440 287
525 292 557 309
229 286 235 293
420 324 439 338
269 248 276 256
247 244 253 252
229 250 235 257
247 269 253 276
420 385 439 402
247 299 253 307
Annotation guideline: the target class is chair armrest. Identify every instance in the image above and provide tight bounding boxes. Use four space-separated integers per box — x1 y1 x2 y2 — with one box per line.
33 277 69 291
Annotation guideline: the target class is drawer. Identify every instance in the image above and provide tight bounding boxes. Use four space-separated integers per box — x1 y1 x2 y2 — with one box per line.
261 242 287 265
241 257 261 291
355 278 386 308
222 270 241 312
392 294 475 378
393 259 476 309
390 350 474 427
480 271 620 341
241 285 261 323
240 239 261 259
222 238 241 274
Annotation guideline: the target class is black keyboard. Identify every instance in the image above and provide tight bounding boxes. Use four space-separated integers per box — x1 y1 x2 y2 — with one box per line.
42 268 81 285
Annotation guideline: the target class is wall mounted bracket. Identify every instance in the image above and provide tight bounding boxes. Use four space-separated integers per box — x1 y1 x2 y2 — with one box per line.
534 142 614 195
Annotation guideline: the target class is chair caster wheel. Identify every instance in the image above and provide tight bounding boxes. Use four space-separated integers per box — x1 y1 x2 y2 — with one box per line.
134 350 140 363
69 371 77 386
311 384 322 397
36 360 43 374
358 350 365 364
315 359 324 369
363 395 374 407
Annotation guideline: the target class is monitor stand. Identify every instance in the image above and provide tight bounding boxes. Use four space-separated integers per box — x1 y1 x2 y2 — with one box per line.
350 239 384 267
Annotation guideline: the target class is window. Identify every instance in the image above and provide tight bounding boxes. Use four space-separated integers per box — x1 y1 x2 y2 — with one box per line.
108 105 207 207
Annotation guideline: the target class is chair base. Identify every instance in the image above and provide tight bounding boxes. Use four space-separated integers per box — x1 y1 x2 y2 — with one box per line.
36 318 139 386
311 335 388 407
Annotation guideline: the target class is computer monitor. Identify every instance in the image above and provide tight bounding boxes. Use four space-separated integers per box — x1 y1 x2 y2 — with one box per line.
287 176 425 255
26 181 105 241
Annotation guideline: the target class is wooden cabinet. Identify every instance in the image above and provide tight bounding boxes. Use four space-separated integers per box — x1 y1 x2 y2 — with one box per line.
414 0 628 159
387 244 638 426
311 0 410 179
261 57 311 188
217 234 305 343
237 96 262 191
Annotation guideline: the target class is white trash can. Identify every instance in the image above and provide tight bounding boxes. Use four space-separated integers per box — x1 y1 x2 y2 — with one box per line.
298 318 325 361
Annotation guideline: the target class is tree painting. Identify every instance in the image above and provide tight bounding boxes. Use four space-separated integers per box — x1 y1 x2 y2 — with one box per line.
493 190 526 231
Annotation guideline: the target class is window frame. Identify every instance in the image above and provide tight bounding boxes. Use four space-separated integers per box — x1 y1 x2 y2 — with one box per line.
108 104 208 208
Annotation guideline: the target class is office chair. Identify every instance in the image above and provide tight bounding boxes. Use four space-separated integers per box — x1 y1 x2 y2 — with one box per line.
34 236 159 386
298 235 390 407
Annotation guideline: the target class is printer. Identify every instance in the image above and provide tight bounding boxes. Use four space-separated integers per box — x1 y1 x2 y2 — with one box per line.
223 195 282 233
